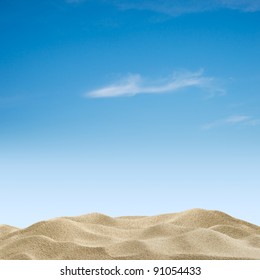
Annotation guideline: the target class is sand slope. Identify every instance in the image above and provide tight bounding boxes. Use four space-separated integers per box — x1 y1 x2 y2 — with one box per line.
0 209 259 260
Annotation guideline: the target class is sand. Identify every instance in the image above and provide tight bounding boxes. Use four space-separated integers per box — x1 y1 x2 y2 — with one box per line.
0 209 259 260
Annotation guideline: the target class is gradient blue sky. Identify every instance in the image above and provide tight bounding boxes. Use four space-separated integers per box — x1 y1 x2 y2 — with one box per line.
1 0 260 227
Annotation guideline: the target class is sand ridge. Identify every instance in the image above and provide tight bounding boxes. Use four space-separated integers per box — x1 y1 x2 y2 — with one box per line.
0 209 259 260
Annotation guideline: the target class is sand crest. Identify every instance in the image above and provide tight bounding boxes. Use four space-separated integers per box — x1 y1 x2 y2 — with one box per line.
0 209 259 260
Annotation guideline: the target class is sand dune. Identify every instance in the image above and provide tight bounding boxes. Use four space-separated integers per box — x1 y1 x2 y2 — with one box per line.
0 209 259 260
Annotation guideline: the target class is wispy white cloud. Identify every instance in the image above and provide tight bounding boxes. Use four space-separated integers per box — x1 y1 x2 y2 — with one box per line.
65 0 260 14
225 115 251 123
246 119 260 126
202 114 260 130
109 0 260 15
86 70 224 98
65 0 85 3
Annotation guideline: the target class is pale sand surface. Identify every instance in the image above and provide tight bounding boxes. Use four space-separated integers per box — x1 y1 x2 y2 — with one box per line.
0 209 259 260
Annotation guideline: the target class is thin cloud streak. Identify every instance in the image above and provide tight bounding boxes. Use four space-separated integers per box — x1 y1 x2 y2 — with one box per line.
86 70 223 98
113 0 260 15
65 0 260 14
202 115 260 130
66 0 84 3
226 115 251 123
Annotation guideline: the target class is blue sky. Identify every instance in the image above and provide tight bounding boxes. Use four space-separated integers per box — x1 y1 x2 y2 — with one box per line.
0 0 260 227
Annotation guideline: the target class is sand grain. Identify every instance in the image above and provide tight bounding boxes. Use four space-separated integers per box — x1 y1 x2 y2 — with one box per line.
0 209 259 260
